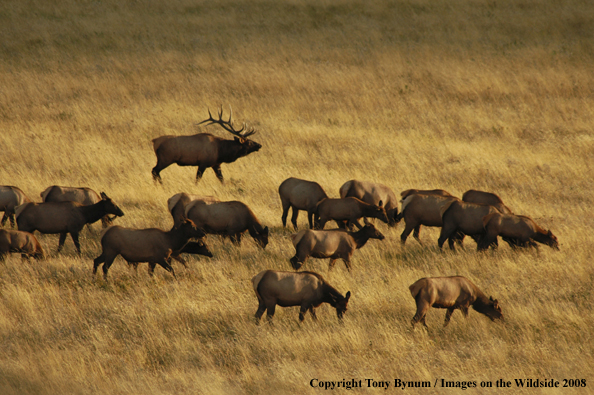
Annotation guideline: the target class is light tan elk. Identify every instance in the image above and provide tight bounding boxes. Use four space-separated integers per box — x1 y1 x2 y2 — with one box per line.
279 177 328 230
185 200 269 248
315 197 388 230
0 186 31 227
410 276 503 328
167 192 220 228
252 270 351 322
462 189 513 214
93 219 206 280
0 229 45 260
290 224 385 271
438 200 502 249
16 192 124 255
152 106 261 183
339 180 399 227
41 185 116 229
479 213 559 251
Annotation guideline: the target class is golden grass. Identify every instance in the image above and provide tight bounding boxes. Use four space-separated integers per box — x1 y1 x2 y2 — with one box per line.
0 0 593 393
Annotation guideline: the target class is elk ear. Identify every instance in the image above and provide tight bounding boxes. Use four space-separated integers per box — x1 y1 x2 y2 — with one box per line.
263 226 269 235
100 192 107 200
547 230 553 236
345 291 351 301
378 200 383 208
489 296 494 301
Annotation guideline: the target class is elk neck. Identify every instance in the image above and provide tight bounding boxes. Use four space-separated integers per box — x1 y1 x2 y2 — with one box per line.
78 200 112 224
218 139 244 163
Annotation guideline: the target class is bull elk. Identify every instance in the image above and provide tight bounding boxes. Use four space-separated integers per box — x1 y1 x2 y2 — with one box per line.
279 177 328 230
462 189 513 214
479 213 559 251
252 270 351 322
339 180 400 227
410 276 503 329
151 106 261 184
167 192 220 228
0 186 31 227
290 224 385 271
0 229 44 260
16 192 124 255
314 197 389 230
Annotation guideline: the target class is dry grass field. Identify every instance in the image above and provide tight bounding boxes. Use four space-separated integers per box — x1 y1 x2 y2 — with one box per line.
1 0 593 393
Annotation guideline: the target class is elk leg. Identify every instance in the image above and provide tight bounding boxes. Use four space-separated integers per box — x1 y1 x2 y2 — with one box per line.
400 222 418 245
307 211 315 229
70 232 82 255
255 301 266 323
351 219 364 230
195 165 208 184
342 258 352 272
299 303 310 322
265 303 276 321
230 233 241 245
101 254 117 280
280 201 290 227
171 254 188 268
461 307 469 318
309 306 318 320
328 258 337 270
151 161 167 184
148 262 157 276
0 212 8 226
290 255 304 270
412 301 430 328
157 258 176 279
290 207 299 230
212 165 224 183
412 225 423 245
444 308 455 327
57 233 67 253
93 253 106 275
438 223 457 249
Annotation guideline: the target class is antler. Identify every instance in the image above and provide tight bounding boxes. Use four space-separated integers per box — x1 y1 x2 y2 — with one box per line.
197 105 256 138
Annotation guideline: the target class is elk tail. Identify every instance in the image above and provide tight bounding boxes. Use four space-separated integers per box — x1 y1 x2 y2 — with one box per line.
482 212 498 230
167 193 183 214
251 271 268 302
409 279 426 299
339 180 352 199
151 135 173 153
290 230 307 247
40 186 55 202
438 198 458 219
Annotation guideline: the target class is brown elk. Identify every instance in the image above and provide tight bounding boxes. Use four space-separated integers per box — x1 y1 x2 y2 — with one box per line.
400 188 454 200
41 185 116 229
16 192 124 255
0 186 31 227
0 229 45 260
438 200 502 249
252 270 351 322
339 180 399 227
167 192 220 228
479 213 559 251
279 177 329 230
410 276 503 328
185 200 269 248
462 189 513 214
127 239 214 274
314 197 388 230
290 224 385 271
151 107 261 184
93 219 206 280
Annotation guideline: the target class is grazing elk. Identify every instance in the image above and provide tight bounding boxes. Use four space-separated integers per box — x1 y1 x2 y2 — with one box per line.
279 177 329 230
41 185 116 229
397 194 460 246
151 106 261 184
462 189 513 214
410 276 503 329
290 224 385 271
479 213 559 251
0 186 31 228
0 229 44 260
438 200 502 250
339 180 400 227
16 192 124 255
185 200 269 248
314 197 388 230
168 192 220 228
93 218 206 280
252 269 351 322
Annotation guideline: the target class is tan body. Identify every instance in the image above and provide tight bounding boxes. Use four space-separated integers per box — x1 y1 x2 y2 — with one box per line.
0 186 31 227
339 180 399 227
279 177 328 229
0 229 44 260
93 219 206 279
315 197 388 230
290 224 385 271
409 276 503 328
16 193 124 255
480 213 559 250
41 185 115 228
438 200 501 249
252 270 351 322
398 194 460 245
462 189 513 214
167 192 220 228
186 200 269 248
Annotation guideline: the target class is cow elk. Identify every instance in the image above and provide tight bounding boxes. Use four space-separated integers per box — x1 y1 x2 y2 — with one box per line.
168 192 220 228
290 224 385 271
479 213 559 251
0 186 31 228
438 200 502 250
252 270 351 322
462 189 513 214
315 197 388 230
151 106 261 184
410 276 503 329
279 177 329 230
339 180 400 227
0 229 45 260
16 192 124 255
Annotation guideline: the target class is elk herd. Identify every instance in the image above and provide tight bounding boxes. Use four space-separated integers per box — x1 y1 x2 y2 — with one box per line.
1 107 560 329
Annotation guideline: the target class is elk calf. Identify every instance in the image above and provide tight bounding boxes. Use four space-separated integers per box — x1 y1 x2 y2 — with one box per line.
252 270 351 322
315 197 388 230
480 213 559 251
339 180 400 227
279 177 328 229
0 229 44 260
0 186 31 228
410 276 503 328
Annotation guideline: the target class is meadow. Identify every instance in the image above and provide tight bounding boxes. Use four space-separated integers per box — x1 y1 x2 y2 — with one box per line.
0 0 593 393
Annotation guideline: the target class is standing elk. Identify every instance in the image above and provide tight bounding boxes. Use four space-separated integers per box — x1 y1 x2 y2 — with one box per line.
93 218 206 280
339 180 400 227
479 213 559 251
41 185 116 229
151 106 261 184
185 200 269 248
290 224 385 271
0 186 31 228
410 276 503 329
438 200 502 250
314 197 388 230
279 177 328 230
462 189 513 214
16 192 124 255
167 192 220 228
0 229 44 260
252 269 351 322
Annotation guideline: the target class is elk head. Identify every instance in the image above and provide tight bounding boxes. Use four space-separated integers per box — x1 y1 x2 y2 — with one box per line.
100 192 125 217
198 106 261 155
